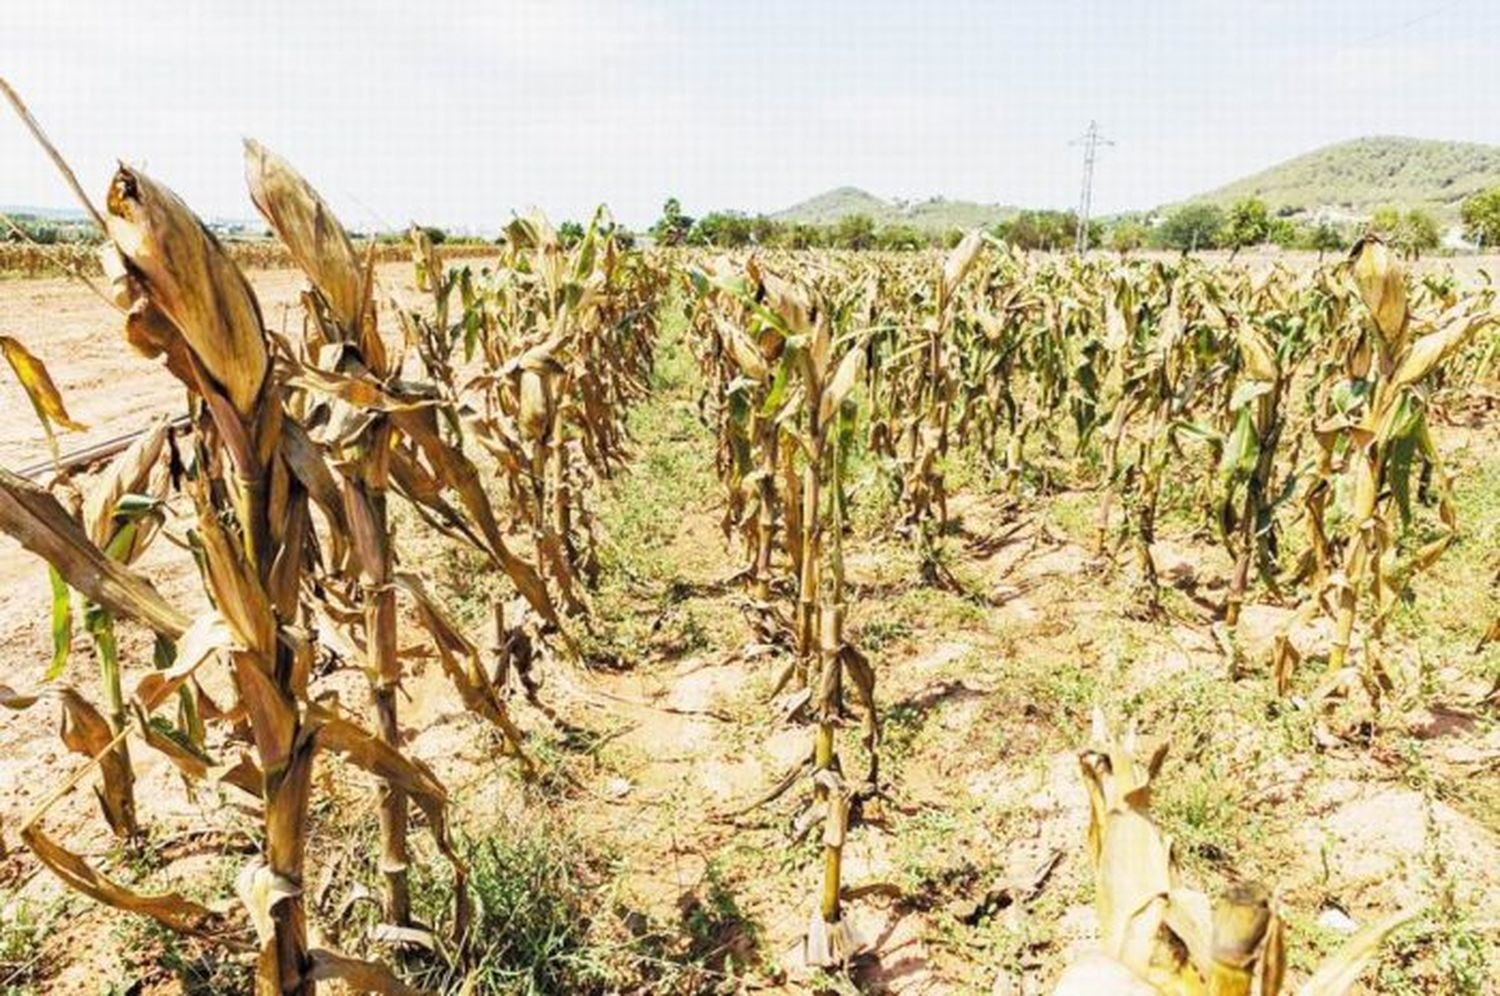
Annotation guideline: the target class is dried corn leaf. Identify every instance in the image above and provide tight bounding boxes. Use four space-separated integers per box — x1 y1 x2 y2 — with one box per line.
0 469 189 639
1 334 86 432
133 613 234 711
244 140 367 336
105 165 268 416
307 947 429 996
194 498 276 655
21 823 220 936
83 417 168 549
1296 908 1416 996
290 365 432 413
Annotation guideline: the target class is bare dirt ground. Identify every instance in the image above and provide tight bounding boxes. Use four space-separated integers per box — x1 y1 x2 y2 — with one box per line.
0 262 1497 994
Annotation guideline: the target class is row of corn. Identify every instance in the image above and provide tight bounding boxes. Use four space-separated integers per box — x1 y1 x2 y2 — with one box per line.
685 238 1493 980
0 101 661 992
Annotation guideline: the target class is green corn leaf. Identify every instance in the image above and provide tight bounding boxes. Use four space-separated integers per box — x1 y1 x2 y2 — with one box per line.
45 566 71 681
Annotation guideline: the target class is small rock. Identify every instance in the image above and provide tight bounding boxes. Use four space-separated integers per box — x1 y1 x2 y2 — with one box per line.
1318 903 1358 933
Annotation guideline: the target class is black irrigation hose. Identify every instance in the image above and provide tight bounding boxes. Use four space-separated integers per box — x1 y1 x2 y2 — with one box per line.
14 413 192 481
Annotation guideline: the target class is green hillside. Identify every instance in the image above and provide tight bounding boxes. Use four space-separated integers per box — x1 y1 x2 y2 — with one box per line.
772 186 1019 232
1189 136 1500 219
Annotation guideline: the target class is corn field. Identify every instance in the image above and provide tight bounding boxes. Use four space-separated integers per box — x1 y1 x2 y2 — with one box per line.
0 240 496 280
1 81 1498 996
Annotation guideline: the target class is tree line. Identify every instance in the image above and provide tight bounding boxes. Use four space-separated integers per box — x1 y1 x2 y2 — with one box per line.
641 189 1500 256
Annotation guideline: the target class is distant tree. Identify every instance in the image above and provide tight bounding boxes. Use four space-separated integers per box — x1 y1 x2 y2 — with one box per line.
941 228 967 249
557 220 585 248
1223 198 1271 254
749 215 780 246
27 222 59 245
1151 203 1225 252
992 216 1025 248
689 212 753 247
420 225 448 245
831 213 877 250
1460 188 1500 249
1393 209 1440 258
876 224 925 250
650 197 694 246
994 210 1078 251
1369 205 1402 238
1301 221 1346 258
1108 219 1149 253
1267 217 1299 249
777 223 825 250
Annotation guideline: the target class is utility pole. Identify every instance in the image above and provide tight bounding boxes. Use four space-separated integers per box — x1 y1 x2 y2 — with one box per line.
1071 120 1113 254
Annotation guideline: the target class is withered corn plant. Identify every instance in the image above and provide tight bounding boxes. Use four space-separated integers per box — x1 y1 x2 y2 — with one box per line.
247 139 576 927
691 255 880 965
1 340 189 842
69 418 177 839
686 242 1500 702
0 132 476 991
1053 712 1414 995
105 161 476 993
246 139 421 932
893 233 985 585
451 212 660 624
688 259 786 605
1093 266 1197 618
1307 238 1494 698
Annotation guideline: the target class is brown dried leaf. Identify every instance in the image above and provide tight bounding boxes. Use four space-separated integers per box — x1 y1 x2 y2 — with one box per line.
105 165 268 416
22 823 220 936
0 335 86 432
0 468 189 639
244 139 368 338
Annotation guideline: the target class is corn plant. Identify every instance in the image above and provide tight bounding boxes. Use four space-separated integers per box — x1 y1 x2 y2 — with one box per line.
450 212 660 624
247 140 584 928
1054 713 1414 995
0 135 479 990
1310 238 1493 695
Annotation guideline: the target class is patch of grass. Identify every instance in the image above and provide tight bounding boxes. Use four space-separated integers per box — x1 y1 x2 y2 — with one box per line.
879 699 929 766
847 458 899 538
1153 761 1243 867
892 807 966 898
1009 655 1098 730
1046 491 1098 545
1377 913 1490 996
431 540 503 630
886 585 986 635
675 859 766 981
0 899 53 996
404 820 629 994
857 615 913 654
567 287 739 671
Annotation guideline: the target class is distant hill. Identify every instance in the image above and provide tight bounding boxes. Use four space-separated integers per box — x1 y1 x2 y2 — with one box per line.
0 205 91 221
1186 137 1500 220
772 186 1019 232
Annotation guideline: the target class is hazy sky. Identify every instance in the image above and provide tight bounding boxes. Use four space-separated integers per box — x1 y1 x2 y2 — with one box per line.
4 1 1497 232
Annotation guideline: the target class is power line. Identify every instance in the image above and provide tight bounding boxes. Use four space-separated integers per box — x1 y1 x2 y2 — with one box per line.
1070 121 1113 254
